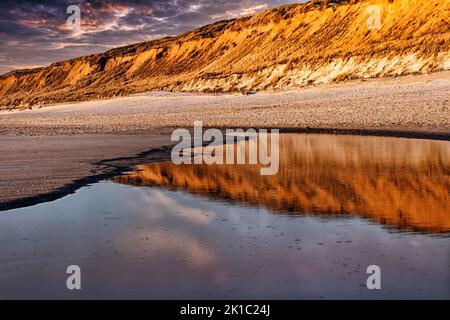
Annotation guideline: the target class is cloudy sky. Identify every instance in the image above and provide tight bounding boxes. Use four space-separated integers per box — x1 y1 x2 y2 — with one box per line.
0 0 306 75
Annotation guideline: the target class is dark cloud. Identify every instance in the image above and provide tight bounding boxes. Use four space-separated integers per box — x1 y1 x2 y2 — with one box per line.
0 0 304 74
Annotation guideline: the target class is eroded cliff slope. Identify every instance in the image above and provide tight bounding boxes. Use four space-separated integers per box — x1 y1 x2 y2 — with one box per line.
1 0 449 109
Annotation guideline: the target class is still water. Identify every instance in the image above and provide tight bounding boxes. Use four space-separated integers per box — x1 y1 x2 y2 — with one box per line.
0 134 449 299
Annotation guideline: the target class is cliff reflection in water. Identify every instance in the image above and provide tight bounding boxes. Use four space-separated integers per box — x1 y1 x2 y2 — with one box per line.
115 134 450 234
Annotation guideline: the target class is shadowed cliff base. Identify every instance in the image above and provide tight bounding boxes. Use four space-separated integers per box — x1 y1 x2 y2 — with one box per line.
0 0 449 109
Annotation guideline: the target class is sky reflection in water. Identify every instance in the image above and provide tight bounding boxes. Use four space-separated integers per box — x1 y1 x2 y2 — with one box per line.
0 134 449 299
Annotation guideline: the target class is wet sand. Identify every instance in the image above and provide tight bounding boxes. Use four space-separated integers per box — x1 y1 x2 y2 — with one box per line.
0 72 449 209
0 133 173 210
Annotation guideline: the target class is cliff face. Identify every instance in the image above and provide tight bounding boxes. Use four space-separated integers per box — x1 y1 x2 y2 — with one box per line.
1 0 449 109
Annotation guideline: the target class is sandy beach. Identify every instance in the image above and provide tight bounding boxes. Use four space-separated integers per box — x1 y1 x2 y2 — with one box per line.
1 72 449 209
2 0 450 303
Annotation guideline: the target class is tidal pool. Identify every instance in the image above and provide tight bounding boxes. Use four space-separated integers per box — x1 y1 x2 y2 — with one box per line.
0 134 449 299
